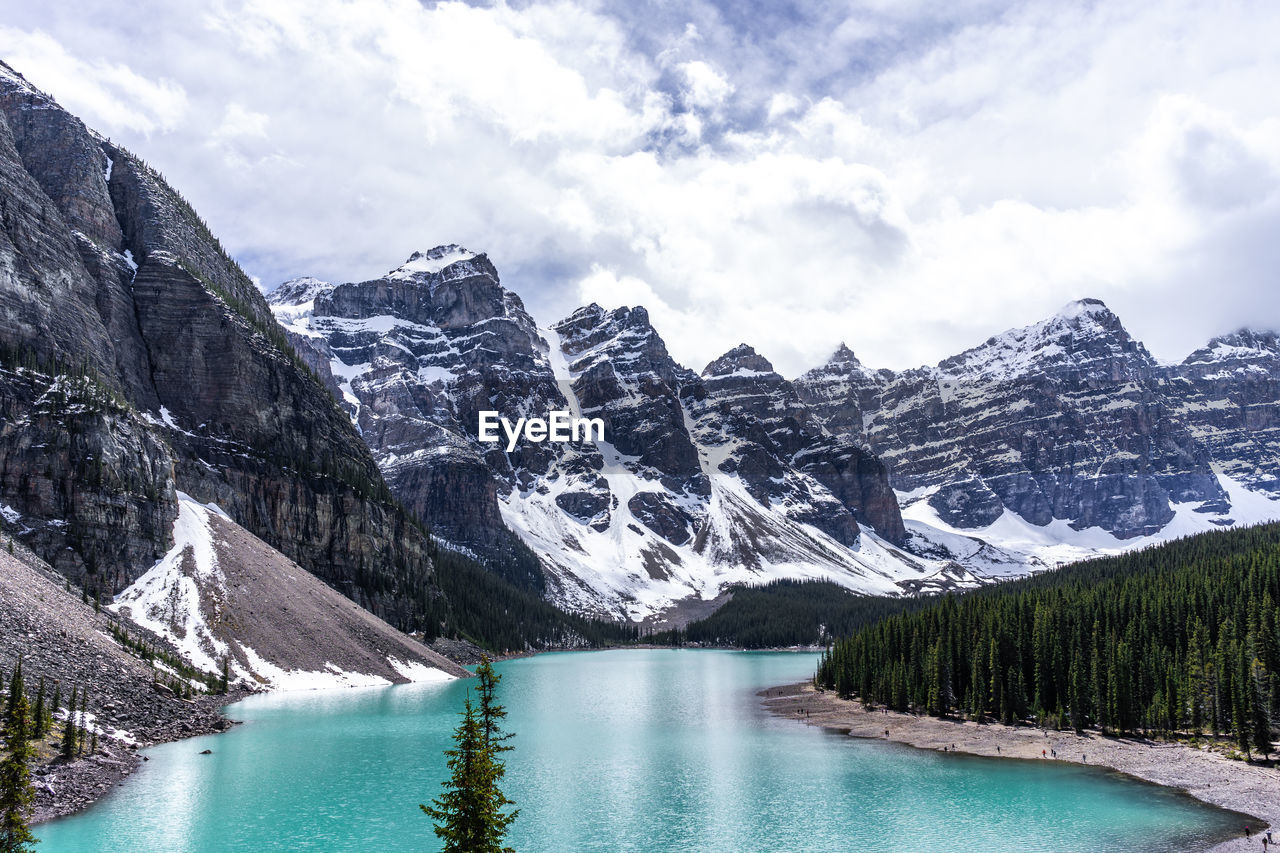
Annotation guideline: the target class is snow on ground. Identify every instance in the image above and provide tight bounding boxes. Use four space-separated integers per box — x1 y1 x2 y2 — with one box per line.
499 330 960 621
899 469 1280 572
388 658 457 684
235 646 392 691
109 493 229 674
111 494 457 691
54 707 138 747
388 246 477 279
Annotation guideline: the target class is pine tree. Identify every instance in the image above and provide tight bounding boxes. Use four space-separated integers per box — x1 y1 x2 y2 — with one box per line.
29 681 44 742
0 664 38 852
77 694 88 758
60 688 78 760
47 685 59 740
422 657 518 853
1248 656 1273 760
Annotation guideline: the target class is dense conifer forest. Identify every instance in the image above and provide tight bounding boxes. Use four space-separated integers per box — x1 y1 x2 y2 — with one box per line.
817 524 1280 757
676 580 923 648
426 545 639 652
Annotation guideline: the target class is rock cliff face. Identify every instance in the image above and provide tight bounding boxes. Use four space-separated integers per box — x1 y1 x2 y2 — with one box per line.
0 61 439 630
1162 330 1280 500
795 299 1277 540
274 261 932 621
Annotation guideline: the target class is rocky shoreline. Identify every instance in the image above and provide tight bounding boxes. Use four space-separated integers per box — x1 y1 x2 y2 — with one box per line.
761 682 1278 852
31 690 249 824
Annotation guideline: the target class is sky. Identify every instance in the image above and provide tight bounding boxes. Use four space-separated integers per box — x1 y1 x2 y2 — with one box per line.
2 0 1279 376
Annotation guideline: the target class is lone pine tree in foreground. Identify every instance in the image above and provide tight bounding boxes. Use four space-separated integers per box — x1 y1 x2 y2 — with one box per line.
0 663 38 852
422 657 517 853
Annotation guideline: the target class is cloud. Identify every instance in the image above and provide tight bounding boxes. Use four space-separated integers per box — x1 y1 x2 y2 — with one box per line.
677 60 733 110
2 0 1279 377
0 26 187 134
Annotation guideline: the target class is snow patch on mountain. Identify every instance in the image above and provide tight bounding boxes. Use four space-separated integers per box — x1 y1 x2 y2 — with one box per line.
934 298 1150 382
389 245 477 279
111 494 463 689
109 494 229 674
495 328 957 621
898 469 1280 570
269 276 334 337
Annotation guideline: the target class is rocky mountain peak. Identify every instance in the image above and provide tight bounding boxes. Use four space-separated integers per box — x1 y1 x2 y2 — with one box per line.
702 344 777 378
390 244 478 279
935 296 1152 383
827 342 863 369
1183 328 1280 367
269 276 333 307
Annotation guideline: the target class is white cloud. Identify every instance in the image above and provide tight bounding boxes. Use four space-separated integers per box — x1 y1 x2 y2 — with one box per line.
2 0 1279 377
0 26 187 134
677 59 733 110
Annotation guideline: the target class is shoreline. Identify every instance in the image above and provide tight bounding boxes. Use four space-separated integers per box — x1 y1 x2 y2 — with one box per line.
32 689 252 825
760 681 1278 852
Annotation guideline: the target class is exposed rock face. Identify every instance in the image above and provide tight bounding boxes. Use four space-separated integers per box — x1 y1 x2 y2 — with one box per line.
271 247 572 590
110 494 468 686
1162 330 1280 500
276 273 920 620
0 61 439 630
691 343 905 545
796 299 1271 539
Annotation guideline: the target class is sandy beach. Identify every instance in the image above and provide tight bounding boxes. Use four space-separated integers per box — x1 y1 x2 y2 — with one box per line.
761 682 1279 852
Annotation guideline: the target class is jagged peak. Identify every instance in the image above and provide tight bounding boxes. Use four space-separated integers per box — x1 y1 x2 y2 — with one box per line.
1183 328 1280 365
935 297 1149 381
702 344 777 378
553 303 652 335
1056 297 1113 321
268 276 333 306
388 245 478 279
823 342 864 369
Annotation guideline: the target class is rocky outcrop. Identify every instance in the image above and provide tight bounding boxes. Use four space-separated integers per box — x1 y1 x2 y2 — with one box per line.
0 539 241 824
1161 330 1280 500
0 61 440 631
796 299 1260 539
276 270 921 619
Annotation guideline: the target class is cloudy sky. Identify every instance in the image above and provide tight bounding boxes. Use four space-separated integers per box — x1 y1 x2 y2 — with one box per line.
3 0 1278 375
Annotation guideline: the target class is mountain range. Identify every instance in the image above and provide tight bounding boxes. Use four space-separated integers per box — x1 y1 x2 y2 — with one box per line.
270 255 1280 622
2 54 1279 648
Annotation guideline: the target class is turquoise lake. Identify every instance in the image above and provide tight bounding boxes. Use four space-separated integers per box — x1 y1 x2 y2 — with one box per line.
38 649 1242 852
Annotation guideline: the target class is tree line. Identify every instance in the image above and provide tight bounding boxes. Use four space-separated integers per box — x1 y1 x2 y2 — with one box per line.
817 523 1280 759
673 579 927 648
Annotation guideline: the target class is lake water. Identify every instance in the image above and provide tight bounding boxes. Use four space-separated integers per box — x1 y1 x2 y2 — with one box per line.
38 649 1242 852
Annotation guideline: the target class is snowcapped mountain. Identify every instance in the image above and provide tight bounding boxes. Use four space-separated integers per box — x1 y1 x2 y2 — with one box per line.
271 253 981 621
1163 329 1280 499
796 298 1280 550
269 247 1280 622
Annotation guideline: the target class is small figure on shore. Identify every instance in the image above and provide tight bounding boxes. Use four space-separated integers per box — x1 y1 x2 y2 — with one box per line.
996 746 1000 755
884 729 890 738
1042 749 1046 758
1245 825 1251 838
1051 749 1056 758
1083 753 1087 763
